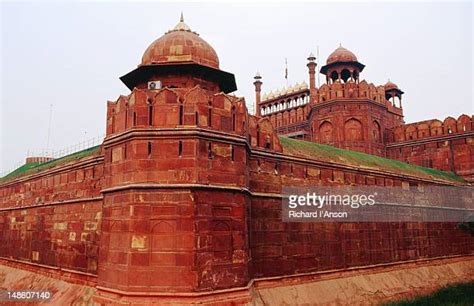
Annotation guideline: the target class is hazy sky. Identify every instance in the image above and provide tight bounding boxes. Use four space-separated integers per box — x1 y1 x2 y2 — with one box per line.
1 1 472 173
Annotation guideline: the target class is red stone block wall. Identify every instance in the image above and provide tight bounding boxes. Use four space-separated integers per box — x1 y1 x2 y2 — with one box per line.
98 189 197 292
0 156 103 274
0 158 103 209
193 190 249 290
0 200 102 274
387 115 474 182
98 188 249 292
99 85 255 293
247 154 474 278
309 99 402 157
250 196 472 278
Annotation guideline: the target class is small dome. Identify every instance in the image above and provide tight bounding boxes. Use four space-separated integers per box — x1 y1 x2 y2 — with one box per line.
385 80 399 90
327 45 358 64
141 14 219 69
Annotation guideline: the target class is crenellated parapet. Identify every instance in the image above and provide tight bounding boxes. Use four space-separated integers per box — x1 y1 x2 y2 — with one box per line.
316 80 402 114
248 116 283 152
385 114 473 182
106 86 250 135
388 114 473 143
259 79 404 132
105 85 282 153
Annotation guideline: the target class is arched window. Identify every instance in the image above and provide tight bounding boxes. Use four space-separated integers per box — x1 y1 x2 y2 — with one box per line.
372 120 381 142
353 70 359 82
319 121 334 143
341 69 351 83
344 118 363 141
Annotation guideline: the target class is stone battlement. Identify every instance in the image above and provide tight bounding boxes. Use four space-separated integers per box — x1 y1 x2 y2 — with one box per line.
388 114 473 143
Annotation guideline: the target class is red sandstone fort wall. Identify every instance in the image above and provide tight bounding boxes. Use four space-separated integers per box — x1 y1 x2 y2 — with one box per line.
246 152 473 278
0 85 472 296
387 115 474 181
0 154 103 275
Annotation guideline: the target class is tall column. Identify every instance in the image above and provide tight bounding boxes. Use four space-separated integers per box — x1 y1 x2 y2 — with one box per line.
253 72 262 116
307 53 317 103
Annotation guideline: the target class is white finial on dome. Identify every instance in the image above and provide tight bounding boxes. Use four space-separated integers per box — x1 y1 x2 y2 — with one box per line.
171 12 191 32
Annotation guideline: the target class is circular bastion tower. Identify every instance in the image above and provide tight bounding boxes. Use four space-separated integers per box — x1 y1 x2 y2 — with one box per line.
96 16 256 303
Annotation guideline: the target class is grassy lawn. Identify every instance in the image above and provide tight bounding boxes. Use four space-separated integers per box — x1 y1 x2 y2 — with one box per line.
385 282 474 306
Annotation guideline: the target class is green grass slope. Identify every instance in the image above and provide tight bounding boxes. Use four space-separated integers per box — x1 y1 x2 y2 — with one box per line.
1 145 101 183
279 137 465 184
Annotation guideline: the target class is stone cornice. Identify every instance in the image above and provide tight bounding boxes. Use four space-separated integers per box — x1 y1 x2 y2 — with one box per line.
0 196 103 212
102 127 248 148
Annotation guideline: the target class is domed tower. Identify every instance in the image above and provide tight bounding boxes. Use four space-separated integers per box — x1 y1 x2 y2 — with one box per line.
320 45 365 84
98 15 251 302
384 80 404 108
120 14 236 93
